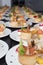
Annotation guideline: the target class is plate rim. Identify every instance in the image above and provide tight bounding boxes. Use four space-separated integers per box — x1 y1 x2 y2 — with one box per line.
10 30 19 42
0 40 9 59
5 44 20 65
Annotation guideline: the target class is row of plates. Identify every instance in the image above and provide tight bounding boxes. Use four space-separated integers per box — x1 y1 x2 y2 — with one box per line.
0 8 11 60
0 19 43 38
0 10 10 60
1 8 39 28
0 9 13 61
0 21 43 38
0 18 27 59
0 21 43 65
0 18 36 29
0 10 43 65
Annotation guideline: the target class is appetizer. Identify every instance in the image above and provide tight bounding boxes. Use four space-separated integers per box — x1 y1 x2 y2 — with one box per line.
18 24 43 45
0 24 5 35
23 6 43 23
20 25 31 40
18 40 37 65
10 14 26 27
9 6 27 27
34 14 42 23
0 5 9 20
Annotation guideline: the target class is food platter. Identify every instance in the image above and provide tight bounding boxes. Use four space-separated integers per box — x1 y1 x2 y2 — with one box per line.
6 45 39 65
5 22 28 28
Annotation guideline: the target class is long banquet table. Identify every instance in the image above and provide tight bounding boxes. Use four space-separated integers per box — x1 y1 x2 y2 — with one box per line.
0 7 43 65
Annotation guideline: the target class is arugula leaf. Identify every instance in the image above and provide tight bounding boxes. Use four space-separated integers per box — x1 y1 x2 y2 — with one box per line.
19 40 25 55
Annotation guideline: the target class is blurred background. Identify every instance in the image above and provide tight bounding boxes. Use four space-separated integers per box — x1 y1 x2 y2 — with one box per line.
0 0 43 11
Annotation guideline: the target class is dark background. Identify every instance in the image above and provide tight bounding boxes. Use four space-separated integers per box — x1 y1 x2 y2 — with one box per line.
11 0 43 11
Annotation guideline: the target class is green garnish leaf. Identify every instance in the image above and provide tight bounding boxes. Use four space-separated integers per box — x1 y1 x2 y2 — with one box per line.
19 40 25 55
21 27 26 31
9 14 12 17
19 49 25 55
